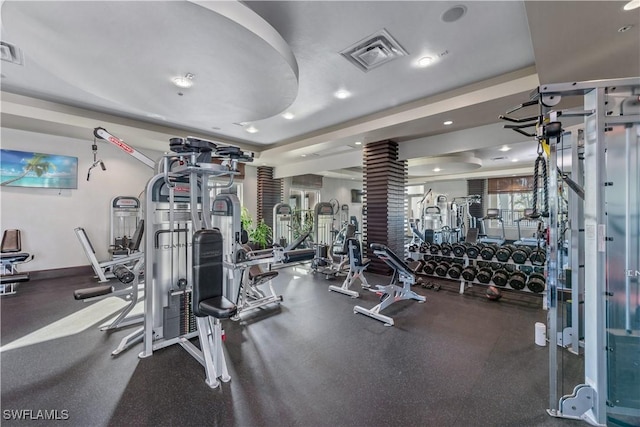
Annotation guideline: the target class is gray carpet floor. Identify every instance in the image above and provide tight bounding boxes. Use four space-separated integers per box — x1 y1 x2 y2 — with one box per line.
1 266 586 426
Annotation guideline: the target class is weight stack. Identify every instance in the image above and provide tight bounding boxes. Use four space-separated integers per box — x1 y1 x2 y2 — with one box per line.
163 291 196 339
180 291 196 335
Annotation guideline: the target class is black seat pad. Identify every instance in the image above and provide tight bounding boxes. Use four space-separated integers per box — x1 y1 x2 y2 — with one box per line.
199 296 237 319
1 253 30 263
74 285 113 300
248 266 278 285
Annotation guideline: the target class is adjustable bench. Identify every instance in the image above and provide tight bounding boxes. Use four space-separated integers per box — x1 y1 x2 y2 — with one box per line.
329 238 370 298
353 243 425 326
1 229 34 296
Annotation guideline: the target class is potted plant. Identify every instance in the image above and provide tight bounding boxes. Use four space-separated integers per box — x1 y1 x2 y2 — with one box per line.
240 207 273 249
249 219 273 250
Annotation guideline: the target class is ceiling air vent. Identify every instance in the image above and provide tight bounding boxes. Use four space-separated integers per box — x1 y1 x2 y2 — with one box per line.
0 41 23 65
340 29 408 72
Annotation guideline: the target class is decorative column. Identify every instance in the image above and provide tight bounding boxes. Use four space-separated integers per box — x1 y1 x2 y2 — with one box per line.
256 166 282 241
467 179 485 229
363 140 407 275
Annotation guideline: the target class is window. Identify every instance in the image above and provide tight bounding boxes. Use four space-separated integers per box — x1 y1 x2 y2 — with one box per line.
488 176 538 227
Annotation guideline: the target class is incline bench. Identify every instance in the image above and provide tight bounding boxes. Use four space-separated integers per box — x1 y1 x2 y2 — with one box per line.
353 243 425 326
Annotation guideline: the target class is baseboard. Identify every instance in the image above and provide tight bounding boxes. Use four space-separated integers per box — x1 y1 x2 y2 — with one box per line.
30 265 93 280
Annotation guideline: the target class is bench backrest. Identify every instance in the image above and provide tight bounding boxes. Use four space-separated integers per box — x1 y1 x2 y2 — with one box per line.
1 229 21 253
192 229 224 317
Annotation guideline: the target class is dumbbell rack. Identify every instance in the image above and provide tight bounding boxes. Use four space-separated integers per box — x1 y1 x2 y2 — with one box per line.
408 243 546 296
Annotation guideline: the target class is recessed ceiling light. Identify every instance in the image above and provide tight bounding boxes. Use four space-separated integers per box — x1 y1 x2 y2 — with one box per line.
624 0 640 11
172 73 195 88
282 112 295 120
354 141 362 145
334 89 351 99
245 126 258 134
443 120 453 126
499 146 511 152
433 167 441 172
512 158 519 162
618 25 634 32
417 56 433 67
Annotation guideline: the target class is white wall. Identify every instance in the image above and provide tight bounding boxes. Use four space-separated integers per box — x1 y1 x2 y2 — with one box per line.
242 165 257 222
421 179 468 202
320 176 364 227
1 128 164 271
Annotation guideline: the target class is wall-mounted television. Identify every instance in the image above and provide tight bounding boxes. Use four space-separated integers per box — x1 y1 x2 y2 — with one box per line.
0 149 78 189
351 189 363 203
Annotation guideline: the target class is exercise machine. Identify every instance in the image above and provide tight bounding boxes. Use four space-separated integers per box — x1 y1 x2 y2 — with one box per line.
313 202 335 245
273 203 293 247
212 193 283 317
110 196 142 259
139 134 253 389
503 77 640 426
311 223 355 278
233 245 282 317
328 238 370 298
451 195 481 241
75 222 144 283
73 223 146 355
354 243 425 326
0 229 33 295
514 208 546 247
478 209 505 245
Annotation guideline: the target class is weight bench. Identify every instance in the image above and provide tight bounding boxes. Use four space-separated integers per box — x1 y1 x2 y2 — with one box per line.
353 243 425 326
74 221 144 283
179 229 237 388
234 246 283 317
329 238 370 298
1 229 34 296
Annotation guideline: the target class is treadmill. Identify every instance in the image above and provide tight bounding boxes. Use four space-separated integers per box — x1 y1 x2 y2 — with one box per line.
478 208 505 245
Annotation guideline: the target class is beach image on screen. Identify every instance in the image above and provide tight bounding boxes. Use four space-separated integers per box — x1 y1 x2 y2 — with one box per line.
0 149 78 189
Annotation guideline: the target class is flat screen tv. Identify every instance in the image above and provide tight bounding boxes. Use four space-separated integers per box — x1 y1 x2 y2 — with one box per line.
0 149 78 189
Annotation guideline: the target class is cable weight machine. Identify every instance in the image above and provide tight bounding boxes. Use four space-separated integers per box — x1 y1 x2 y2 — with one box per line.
138 134 254 389
502 77 640 426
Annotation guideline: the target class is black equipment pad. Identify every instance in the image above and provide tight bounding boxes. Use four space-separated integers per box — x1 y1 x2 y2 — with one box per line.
283 248 315 263
1 253 31 263
370 243 413 278
74 285 113 300
192 229 237 319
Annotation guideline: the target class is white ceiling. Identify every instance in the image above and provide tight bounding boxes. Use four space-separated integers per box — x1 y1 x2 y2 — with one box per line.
1 1 638 182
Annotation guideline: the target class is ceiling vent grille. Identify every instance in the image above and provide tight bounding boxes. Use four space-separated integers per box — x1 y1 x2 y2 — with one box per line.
0 41 23 65
340 29 408 72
